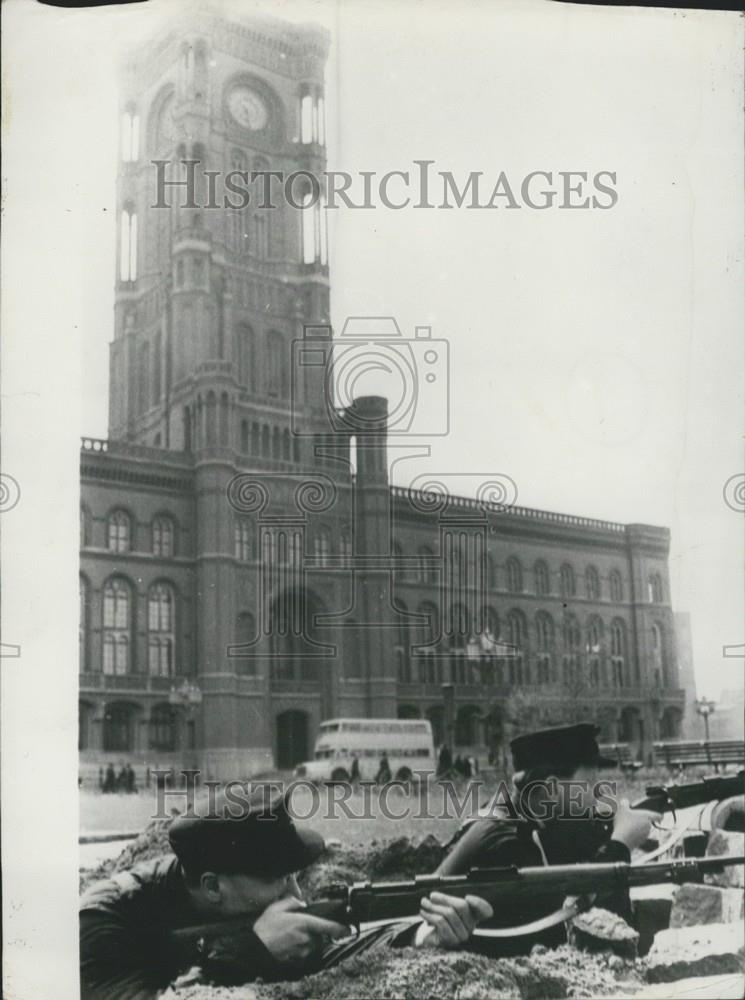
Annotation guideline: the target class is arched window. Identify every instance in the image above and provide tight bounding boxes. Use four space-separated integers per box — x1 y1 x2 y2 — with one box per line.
317 95 326 145
234 519 252 561
300 92 313 143
610 618 627 687
79 575 90 672
560 563 576 598
103 578 132 675
149 704 178 751
651 622 667 686
251 422 260 455
240 420 249 453
300 187 316 264
505 610 525 684
80 506 91 547
314 526 332 567
266 331 286 397
648 573 663 603
562 613 581 685
234 323 254 390
340 531 352 564
121 108 140 161
418 600 440 648
418 545 436 584
120 204 137 282
152 515 175 557
107 510 131 553
233 611 257 675
103 703 135 753
506 557 523 593
396 599 411 683
148 583 175 677
609 569 624 603
392 540 404 585
585 566 600 600
534 560 549 596
485 553 497 590
586 616 604 687
535 612 553 684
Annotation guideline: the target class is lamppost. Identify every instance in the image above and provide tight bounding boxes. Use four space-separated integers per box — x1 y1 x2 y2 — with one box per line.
441 682 455 752
169 680 203 769
695 697 716 743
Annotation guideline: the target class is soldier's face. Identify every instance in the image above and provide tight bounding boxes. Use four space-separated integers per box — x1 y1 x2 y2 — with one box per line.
213 871 302 916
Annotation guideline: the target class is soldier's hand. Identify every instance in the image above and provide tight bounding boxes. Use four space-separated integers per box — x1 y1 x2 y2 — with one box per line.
418 892 493 949
253 895 348 964
611 798 662 851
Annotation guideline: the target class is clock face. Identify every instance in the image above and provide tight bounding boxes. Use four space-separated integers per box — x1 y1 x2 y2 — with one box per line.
228 86 268 131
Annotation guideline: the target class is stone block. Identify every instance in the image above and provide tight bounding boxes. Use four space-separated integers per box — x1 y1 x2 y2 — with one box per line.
705 830 745 888
568 906 639 959
645 921 745 983
632 888 673 956
670 884 744 927
629 973 745 999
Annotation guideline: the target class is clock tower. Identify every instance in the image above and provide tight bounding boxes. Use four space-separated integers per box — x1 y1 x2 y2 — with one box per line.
109 9 331 452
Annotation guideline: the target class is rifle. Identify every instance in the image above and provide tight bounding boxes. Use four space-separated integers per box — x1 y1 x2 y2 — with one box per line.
169 854 744 945
631 770 743 815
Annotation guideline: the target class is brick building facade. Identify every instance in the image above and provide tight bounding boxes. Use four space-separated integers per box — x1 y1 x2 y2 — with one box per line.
79 10 685 782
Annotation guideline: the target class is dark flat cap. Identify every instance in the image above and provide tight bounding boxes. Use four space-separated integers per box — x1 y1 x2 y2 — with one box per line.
168 791 325 878
510 723 616 772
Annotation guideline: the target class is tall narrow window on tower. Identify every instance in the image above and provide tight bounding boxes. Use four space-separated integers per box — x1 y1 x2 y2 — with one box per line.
300 92 313 143
121 107 139 161
317 96 326 145
299 89 325 145
301 189 315 264
120 205 137 282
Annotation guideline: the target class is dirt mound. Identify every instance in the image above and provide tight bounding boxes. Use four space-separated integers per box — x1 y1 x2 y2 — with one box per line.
168 945 644 1000
80 822 446 896
80 816 175 892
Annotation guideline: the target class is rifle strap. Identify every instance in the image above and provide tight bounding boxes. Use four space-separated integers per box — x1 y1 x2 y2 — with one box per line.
471 896 590 940
635 804 705 864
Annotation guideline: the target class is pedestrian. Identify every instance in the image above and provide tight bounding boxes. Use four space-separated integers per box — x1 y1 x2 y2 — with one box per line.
375 753 392 785
437 744 452 778
116 765 128 793
126 763 137 794
350 755 360 784
103 763 116 794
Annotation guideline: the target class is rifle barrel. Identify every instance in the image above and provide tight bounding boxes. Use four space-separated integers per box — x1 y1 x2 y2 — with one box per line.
169 855 745 943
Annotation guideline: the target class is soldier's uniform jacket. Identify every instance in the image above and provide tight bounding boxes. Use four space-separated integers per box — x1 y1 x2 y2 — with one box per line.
79 855 418 1000
437 808 632 955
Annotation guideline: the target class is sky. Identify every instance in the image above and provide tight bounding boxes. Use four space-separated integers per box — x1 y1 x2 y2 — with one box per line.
3 0 744 705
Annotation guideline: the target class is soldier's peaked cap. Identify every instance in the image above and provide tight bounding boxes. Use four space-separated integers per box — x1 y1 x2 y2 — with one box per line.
510 723 616 772
168 789 325 878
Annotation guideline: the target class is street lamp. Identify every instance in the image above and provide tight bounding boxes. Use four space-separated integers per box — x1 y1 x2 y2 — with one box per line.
694 697 716 743
169 680 202 764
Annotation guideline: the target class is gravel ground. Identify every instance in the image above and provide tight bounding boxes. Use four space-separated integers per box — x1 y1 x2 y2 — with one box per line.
164 945 645 1000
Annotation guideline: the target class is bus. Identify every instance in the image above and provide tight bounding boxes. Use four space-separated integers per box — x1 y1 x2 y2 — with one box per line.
293 718 436 783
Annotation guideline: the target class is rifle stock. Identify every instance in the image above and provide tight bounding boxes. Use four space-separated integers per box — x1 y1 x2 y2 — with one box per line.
169 854 744 946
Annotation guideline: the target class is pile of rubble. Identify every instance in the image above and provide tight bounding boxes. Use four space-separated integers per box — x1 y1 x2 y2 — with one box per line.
82 814 745 998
